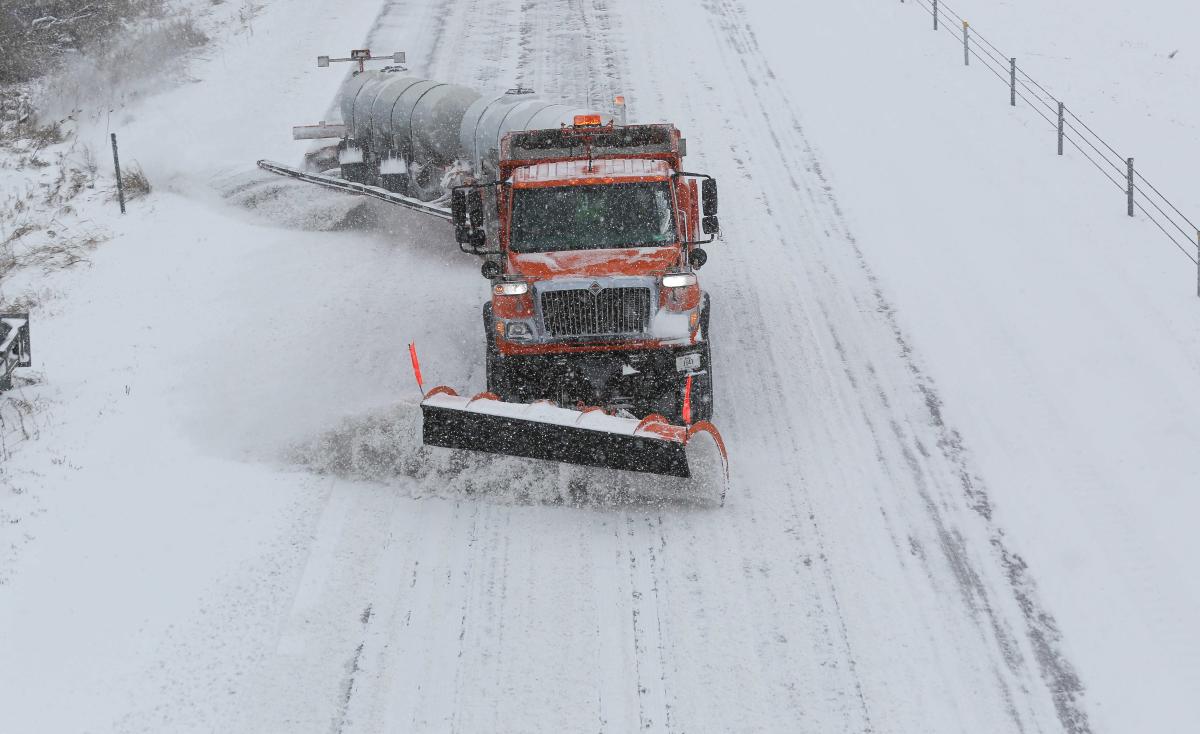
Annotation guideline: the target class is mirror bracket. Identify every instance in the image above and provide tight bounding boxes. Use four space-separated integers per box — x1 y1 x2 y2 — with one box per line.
673 171 719 240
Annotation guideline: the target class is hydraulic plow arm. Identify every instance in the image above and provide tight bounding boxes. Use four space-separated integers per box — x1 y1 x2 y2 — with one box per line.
256 159 453 221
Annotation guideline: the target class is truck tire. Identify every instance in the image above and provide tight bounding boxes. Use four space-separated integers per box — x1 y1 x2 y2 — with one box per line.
691 340 715 423
380 173 408 194
340 162 368 184
484 303 505 396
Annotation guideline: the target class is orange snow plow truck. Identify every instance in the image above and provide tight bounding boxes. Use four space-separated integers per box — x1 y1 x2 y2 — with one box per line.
261 52 727 500
440 119 726 495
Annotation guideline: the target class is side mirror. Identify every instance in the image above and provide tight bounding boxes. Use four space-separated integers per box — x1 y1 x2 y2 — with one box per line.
690 248 708 269
452 185 489 253
467 190 485 230
701 178 718 217
317 55 330 68
392 51 406 64
451 188 471 242
701 215 719 235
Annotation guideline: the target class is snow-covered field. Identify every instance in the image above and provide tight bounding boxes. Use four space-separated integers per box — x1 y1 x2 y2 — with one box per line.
1 0 1197 732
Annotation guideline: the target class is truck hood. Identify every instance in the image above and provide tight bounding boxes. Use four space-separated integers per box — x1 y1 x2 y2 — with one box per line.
508 246 680 279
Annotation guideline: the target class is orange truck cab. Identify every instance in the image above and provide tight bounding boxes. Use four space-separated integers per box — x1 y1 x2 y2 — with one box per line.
451 119 719 423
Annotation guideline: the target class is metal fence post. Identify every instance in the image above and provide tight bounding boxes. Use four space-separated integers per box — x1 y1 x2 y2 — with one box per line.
1196 231 1199 298
110 133 126 215
1057 102 1064 156
1010 58 1017 106
1126 158 1135 217
963 21 970 65
933 0 938 29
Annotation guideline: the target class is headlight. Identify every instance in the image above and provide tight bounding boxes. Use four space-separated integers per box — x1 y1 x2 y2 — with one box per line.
493 281 530 296
506 322 532 339
661 272 697 289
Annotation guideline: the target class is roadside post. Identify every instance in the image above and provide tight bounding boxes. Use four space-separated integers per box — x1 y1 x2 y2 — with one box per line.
111 133 125 214
1126 158 1135 217
1057 103 1065 156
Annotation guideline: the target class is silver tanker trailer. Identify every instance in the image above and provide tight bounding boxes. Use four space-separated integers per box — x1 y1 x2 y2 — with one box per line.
290 51 611 202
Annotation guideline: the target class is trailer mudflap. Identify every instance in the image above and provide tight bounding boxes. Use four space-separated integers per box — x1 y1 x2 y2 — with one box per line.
419 388 728 492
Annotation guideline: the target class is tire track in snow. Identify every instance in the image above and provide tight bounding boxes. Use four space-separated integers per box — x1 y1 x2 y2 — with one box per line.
614 0 1065 729
286 4 501 730
691 0 1092 730
336 4 595 730
559 5 680 729
581 2 875 730
508 3 689 730
625 515 666 730
610 1 877 729
549 4 831 729
577 1 879 730
694 0 1036 725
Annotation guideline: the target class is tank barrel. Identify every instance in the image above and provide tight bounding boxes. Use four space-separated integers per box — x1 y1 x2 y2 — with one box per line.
334 70 608 199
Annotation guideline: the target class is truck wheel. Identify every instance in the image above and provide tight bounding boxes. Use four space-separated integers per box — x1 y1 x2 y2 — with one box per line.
691 341 715 423
340 162 367 183
380 173 408 194
484 303 505 396
408 162 445 202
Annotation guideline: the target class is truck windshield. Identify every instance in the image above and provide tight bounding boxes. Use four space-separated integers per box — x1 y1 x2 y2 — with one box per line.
510 182 676 252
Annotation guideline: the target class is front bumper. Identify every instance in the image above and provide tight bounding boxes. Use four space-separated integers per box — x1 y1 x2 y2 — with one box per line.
494 342 709 389
493 275 700 354
496 335 692 356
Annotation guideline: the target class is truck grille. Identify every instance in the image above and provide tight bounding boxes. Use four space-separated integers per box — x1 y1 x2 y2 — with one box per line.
541 287 651 338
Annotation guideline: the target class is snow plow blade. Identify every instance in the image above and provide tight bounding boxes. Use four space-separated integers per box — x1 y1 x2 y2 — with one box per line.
420 388 728 487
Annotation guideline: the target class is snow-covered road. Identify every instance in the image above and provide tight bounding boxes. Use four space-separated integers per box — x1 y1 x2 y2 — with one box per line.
4 0 1196 731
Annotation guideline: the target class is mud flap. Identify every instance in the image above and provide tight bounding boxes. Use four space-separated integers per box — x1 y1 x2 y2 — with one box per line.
419 388 728 488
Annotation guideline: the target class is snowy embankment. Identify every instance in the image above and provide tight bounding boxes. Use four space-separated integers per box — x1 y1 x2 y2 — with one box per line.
747 0 1199 731
0 0 412 728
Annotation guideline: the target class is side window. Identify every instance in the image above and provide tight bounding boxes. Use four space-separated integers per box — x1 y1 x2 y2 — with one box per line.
655 189 673 237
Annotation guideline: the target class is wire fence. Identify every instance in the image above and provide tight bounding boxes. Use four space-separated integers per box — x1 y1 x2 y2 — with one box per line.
901 0 1200 295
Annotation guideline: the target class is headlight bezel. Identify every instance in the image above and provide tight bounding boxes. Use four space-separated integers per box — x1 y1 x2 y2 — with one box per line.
493 281 530 296
661 272 698 289
505 321 533 340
